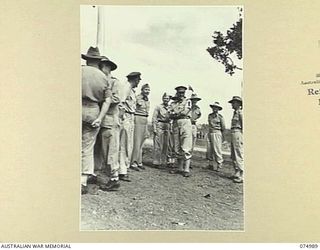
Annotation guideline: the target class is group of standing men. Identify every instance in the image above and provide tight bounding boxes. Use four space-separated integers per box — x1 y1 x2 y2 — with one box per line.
81 46 244 195
152 90 244 183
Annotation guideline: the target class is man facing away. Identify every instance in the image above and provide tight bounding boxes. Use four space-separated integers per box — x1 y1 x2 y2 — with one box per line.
96 56 129 191
81 47 112 194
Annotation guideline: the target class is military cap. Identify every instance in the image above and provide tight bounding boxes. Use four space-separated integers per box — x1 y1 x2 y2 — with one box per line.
99 56 117 71
127 72 142 79
228 96 242 104
141 83 150 90
81 46 103 60
175 85 187 92
210 102 223 110
190 93 202 101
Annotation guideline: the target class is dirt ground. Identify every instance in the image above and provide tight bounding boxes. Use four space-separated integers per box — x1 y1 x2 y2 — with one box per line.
81 147 244 231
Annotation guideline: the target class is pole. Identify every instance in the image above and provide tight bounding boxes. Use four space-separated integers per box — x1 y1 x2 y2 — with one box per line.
96 6 105 53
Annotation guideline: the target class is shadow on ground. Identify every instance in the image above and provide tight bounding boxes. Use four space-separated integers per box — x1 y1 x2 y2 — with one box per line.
81 147 244 230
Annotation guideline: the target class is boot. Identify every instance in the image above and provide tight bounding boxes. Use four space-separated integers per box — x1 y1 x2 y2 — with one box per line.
234 170 244 183
183 159 191 177
170 159 183 174
100 179 120 191
231 169 241 179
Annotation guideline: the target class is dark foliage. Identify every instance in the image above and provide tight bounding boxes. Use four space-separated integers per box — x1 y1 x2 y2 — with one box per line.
207 14 242 76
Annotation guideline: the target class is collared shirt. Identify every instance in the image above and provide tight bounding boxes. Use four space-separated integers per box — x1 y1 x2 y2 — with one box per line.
169 97 191 119
152 103 170 130
208 112 225 131
119 81 136 114
101 76 121 128
81 65 108 103
190 105 201 123
231 109 243 130
135 94 150 116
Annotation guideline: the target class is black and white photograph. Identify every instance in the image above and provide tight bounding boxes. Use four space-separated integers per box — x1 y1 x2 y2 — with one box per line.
80 5 243 230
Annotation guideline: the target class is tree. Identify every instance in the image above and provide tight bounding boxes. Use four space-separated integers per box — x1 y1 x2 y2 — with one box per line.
207 9 243 76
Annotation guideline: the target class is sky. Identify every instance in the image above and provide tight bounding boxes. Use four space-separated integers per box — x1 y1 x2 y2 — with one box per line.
80 5 243 127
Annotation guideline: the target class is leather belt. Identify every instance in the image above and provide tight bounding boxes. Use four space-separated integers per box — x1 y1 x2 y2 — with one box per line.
174 117 190 120
158 120 169 123
135 114 148 117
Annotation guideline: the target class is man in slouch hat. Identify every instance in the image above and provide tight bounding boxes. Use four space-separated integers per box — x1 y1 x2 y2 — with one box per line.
81 47 112 194
229 96 244 183
94 56 126 191
207 102 226 171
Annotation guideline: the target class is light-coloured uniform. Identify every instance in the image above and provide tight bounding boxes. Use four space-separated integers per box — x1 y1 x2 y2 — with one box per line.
169 97 192 172
230 109 244 174
131 94 150 166
81 66 108 178
152 103 170 165
207 112 226 166
94 76 124 178
190 105 201 152
119 82 136 170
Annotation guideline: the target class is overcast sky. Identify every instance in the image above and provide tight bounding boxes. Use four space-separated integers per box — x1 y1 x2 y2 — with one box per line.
81 5 243 126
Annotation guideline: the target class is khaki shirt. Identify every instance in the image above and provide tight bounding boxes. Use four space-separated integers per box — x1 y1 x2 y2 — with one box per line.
190 105 201 124
81 65 108 103
135 94 150 116
101 76 121 128
231 110 243 130
208 113 225 132
152 104 170 131
119 81 137 114
169 97 191 119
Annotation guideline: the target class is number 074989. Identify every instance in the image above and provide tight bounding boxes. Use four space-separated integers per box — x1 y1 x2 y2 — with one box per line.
300 244 318 248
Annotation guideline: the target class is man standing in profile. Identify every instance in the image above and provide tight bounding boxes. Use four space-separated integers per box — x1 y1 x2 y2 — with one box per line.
81 47 112 194
169 86 193 177
130 83 151 170
229 96 244 183
96 56 126 191
119 72 141 175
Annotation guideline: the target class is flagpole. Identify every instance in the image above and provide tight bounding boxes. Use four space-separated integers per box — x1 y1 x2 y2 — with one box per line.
96 6 105 53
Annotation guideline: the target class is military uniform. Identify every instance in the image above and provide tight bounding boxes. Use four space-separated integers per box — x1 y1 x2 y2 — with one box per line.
229 96 244 183
231 109 243 175
131 92 150 168
81 65 108 185
207 111 225 168
152 103 170 166
94 76 123 180
169 92 192 176
190 104 201 152
119 82 136 171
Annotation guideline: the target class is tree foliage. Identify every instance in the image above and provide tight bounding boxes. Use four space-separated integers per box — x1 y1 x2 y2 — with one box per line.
207 11 243 76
